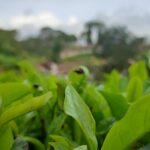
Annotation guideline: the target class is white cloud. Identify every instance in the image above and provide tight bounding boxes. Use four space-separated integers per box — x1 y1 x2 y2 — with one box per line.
67 16 79 26
96 10 150 37
0 12 83 37
60 16 84 36
112 13 150 37
10 12 62 29
1 9 150 39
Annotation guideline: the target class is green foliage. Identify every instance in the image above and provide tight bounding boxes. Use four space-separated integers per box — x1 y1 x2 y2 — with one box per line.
0 92 51 127
68 66 89 92
0 127 14 150
20 27 76 59
74 145 87 150
64 85 97 150
82 21 148 70
126 77 143 102
101 93 150 150
104 70 122 93
83 85 111 122
0 60 150 150
101 91 129 120
128 61 148 81
0 82 31 107
0 29 20 55
18 136 45 150
49 135 74 150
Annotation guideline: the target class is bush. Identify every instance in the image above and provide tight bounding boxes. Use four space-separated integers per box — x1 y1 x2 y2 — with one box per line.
0 61 150 150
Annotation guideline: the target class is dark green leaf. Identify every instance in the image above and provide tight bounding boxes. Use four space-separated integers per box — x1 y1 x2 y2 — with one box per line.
101 91 129 119
83 85 111 121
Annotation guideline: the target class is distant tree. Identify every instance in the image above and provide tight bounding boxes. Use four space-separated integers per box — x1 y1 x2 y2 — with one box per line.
0 29 20 55
81 21 148 70
95 26 147 69
81 21 106 45
85 23 92 45
51 40 63 62
20 27 77 60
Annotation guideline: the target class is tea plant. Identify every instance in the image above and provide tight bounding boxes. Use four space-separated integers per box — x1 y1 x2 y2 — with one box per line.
0 60 150 150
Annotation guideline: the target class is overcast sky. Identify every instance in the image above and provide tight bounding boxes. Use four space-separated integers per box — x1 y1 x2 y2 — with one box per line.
0 0 150 37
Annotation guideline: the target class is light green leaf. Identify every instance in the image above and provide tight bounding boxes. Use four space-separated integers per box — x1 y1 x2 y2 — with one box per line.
104 70 121 93
128 61 148 81
64 85 97 150
49 135 74 150
0 83 31 107
0 92 51 127
0 126 14 150
126 77 143 102
101 93 150 150
68 66 89 93
73 145 87 150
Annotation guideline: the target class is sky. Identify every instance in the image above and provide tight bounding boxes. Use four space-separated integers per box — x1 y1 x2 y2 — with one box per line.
0 0 150 38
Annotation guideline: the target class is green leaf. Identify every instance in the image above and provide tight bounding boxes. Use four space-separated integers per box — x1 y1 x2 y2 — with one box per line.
19 61 47 90
104 70 121 93
101 91 129 119
49 135 87 150
64 85 97 150
47 75 58 109
9 121 19 136
0 92 51 127
0 83 31 107
128 61 148 81
126 77 143 102
73 145 87 150
0 126 14 150
101 93 150 150
68 66 89 93
83 85 111 121
48 113 67 134
0 98 2 112
0 71 20 83
49 135 74 150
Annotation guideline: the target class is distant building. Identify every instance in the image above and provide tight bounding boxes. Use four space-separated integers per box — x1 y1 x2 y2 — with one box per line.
60 44 93 59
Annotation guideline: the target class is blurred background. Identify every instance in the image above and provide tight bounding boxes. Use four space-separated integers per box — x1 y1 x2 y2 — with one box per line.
0 0 150 80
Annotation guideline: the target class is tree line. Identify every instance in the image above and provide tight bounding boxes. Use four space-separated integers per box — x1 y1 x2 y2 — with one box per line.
0 21 149 70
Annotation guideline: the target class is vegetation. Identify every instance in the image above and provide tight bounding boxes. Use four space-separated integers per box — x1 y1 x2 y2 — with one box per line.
0 60 150 150
20 27 76 60
82 21 149 70
0 20 149 72
0 19 150 150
